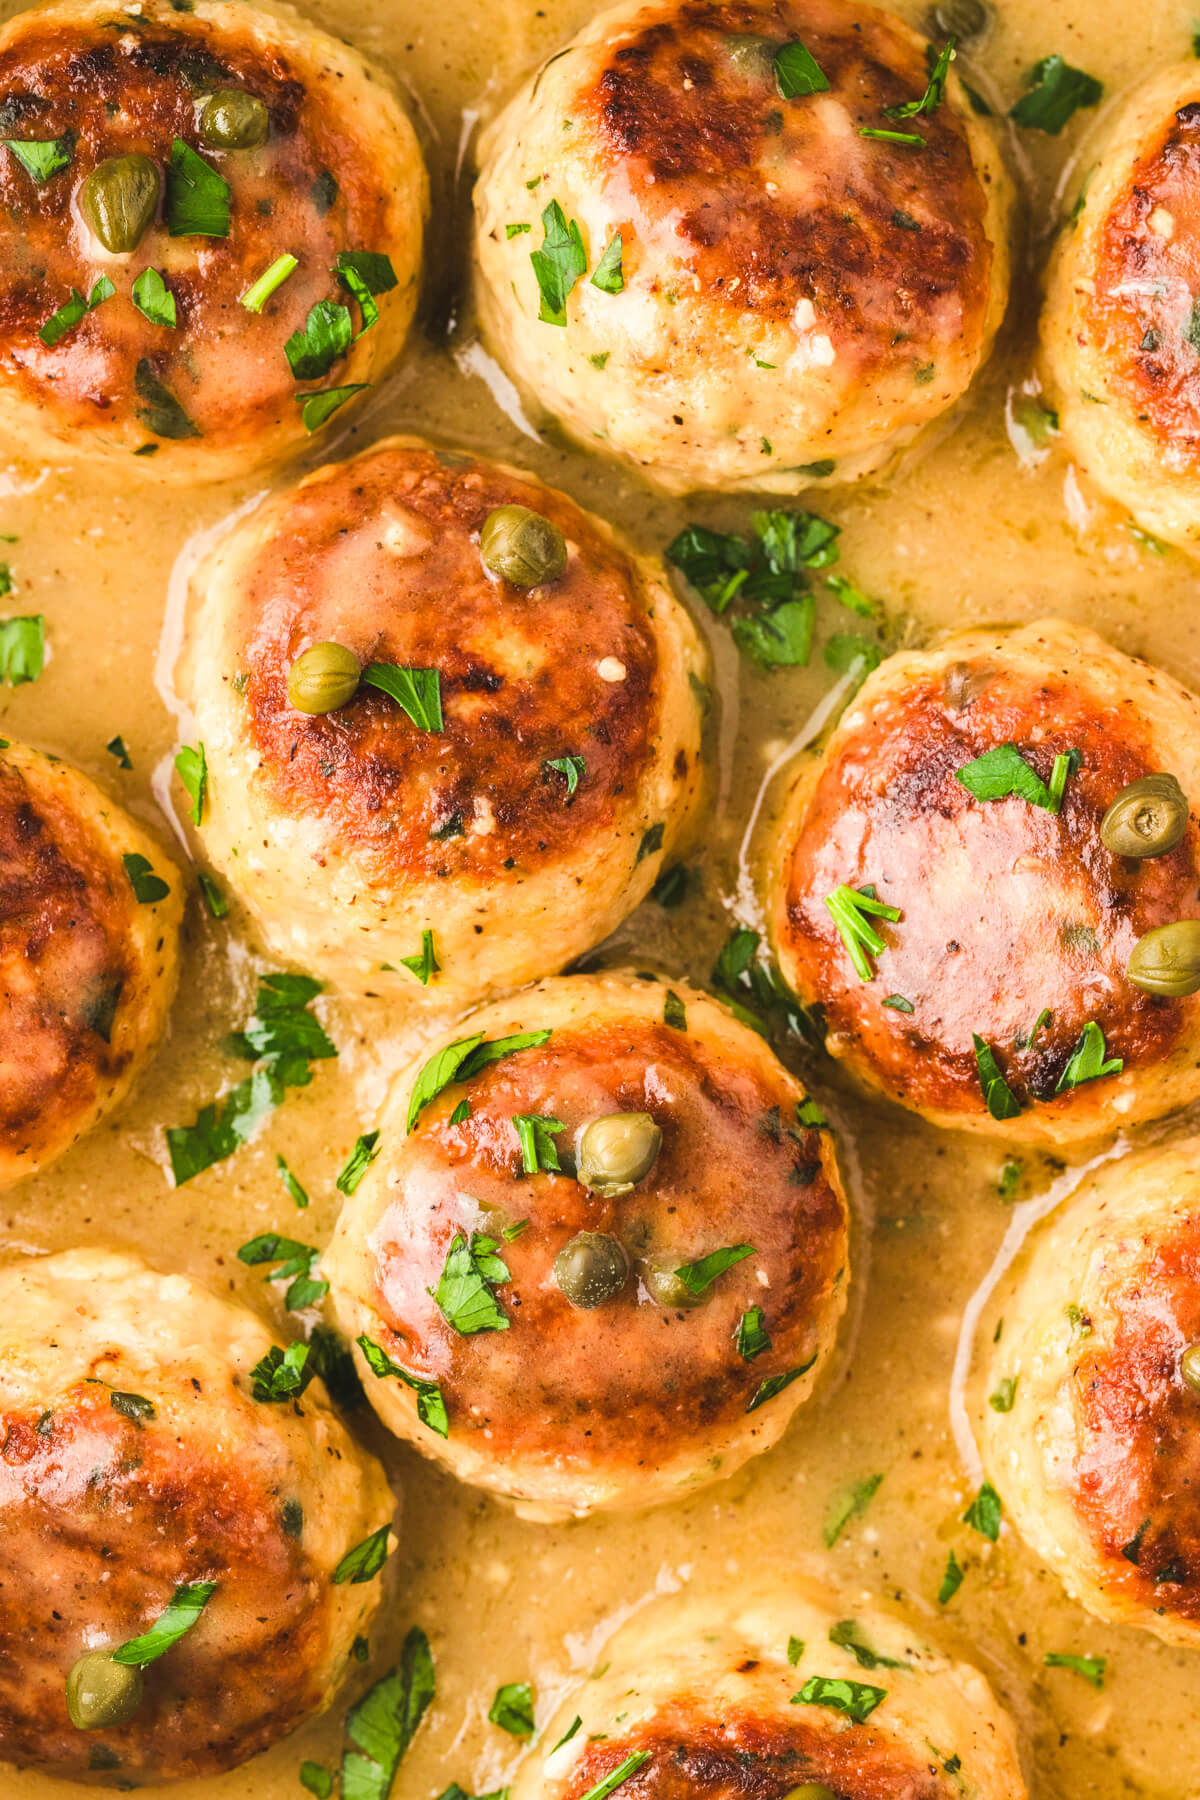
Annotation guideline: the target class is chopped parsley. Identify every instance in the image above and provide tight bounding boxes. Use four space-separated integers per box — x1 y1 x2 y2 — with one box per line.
650 863 689 906
938 1550 965 1604
791 1675 886 1722
823 1472 883 1546
972 1034 1022 1120
531 199 587 325
825 884 901 982
335 250 399 333
710 923 816 1039
285 299 353 380
312 169 338 216
237 1230 328 1311
989 1376 1018 1412
1055 1021 1123 1091
735 1305 772 1360
590 233 624 294
0 613 44 686
998 1157 1022 1199
859 125 925 146
544 753 585 794
300 1764 333 1799
112 1582 217 1666
106 735 132 769
361 662 443 732
39 276 114 348
166 136 230 236
174 741 206 825
339 1627 435 1800
1009 55 1102 134
828 1619 908 1671
746 1355 817 1413
513 1113 565 1174
332 1524 391 1585
123 852 170 904
135 360 199 439
296 383 368 432
488 1681 535 1736
885 37 955 118
664 989 687 1030
132 267 177 329
666 509 840 670
107 1388 155 1424
249 1339 316 1402
824 631 882 690
787 1635 805 1665
551 1715 582 1752
358 1334 449 1438
963 1480 1003 1541
337 1131 382 1195
1045 1652 1106 1688
398 929 440 986
198 870 228 919
955 742 1078 812
407 1030 551 1132
241 252 298 313
576 1752 651 1800
774 39 829 98
881 993 914 1013
3 137 71 182
276 1152 310 1209
674 1243 754 1297
431 1232 511 1335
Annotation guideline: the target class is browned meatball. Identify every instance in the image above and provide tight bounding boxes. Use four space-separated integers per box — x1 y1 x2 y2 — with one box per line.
0 1250 393 1783
327 973 849 1516
768 620 1200 1145
186 436 706 999
0 738 181 1187
0 0 426 478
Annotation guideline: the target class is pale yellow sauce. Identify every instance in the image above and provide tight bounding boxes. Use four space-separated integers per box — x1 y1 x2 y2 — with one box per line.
3 0 1200 1795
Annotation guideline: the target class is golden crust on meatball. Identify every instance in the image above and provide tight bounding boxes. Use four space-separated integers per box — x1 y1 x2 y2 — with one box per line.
513 1579 1027 1800
1040 62 1200 549
980 1141 1200 1649
0 1249 394 1783
0 738 181 1189
326 972 848 1518
474 0 1012 496
0 0 426 480
768 619 1200 1145
185 436 707 1000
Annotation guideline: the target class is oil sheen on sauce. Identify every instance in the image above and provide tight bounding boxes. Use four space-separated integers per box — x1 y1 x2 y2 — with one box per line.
2 1 1199 1797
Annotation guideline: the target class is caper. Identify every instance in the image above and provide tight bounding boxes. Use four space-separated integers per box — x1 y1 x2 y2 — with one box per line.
199 89 270 150
925 0 990 39
578 1112 662 1198
287 642 361 715
641 1254 701 1310
553 1231 629 1309
1181 1342 1200 1393
77 154 159 255
1127 920 1200 997
723 33 776 77
479 506 568 589
1101 774 1189 859
65 1650 144 1731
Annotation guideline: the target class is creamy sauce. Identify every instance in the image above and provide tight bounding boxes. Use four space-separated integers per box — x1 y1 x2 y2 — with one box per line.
3 0 1200 1795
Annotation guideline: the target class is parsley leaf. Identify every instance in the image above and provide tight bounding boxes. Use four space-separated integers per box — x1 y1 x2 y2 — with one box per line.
513 1113 565 1174
823 1473 883 1546
39 276 114 347
166 136 230 236
1045 1652 1106 1688
734 596 815 668
989 1375 1018 1412
431 1232 511 1335
337 1131 382 1195
824 631 882 690
825 884 901 982
828 1619 909 1671
276 1152 310 1209
335 250 398 333
0 614 44 686
237 1230 328 1311
135 359 200 439
332 1524 391 1585
296 383 368 432
791 1675 886 1722
241 252 298 313
544 753 585 795
199 871 228 918
132 267 177 329
398 929 440 985
664 989 687 1030
357 1334 449 1437
488 1681 535 1736
774 39 830 97
1055 1020 1123 1091
123 852 170 904
531 199 587 325
590 233 624 294
112 1582 217 1666
340 1627 435 1800
735 1305 772 1360
174 741 207 824
361 662 443 731
963 1480 1003 1541
407 1030 551 1132
576 1753 651 1800
250 1339 316 1402
787 1635 805 1665
3 137 72 181
938 1550 965 1604
885 37 955 118
746 1356 816 1412
300 1765 334 1800
1009 55 1102 134
955 742 1079 811
285 299 354 380
106 735 132 769
667 509 840 669
972 1034 1023 1120
674 1243 754 1296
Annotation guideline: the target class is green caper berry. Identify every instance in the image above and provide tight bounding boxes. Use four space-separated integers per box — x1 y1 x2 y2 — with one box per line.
553 1231 629 1309
199 89 270 150
578 1112 663 1198
1181 1342 1200 1393
1100 774 1189 859
479 506 568 589
77 154 159 254
287 642 361 715
641 1254 701 1310
723 33 776 76
925 0 989 38
1126 920 1200 997
65 1650 144 1731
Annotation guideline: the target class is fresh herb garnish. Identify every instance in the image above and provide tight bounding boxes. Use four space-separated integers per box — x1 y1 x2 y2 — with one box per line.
590 233 624 294
735 1305 772 1360
431 1232 511 1335
544 753 585 794
664 989 687 1030
791 1675 886 1722
488 1681 535 1736
938 1550 965 1603
112 1582 217 1666
955 742 1077 812
3 137 71 182
576 1753 651 1800
339 1627 435 1800
513 1113 565 1174
249 1339 316 1402
106 735 132 769
135 360 200 439
276 1152 310 1209
881 993 914 1013
667 509 840 670
407 1030 551 1132
859 125 925 145
828 1619 908 1671
787 1635 805 1665
107 1389 156 1424
963 1480 1003 1541
674 1243 754 1297
300 1763 333 1798
132 267 177 329
39 276 114 348
0 614 44 686
335 250 398 333
989 1376 1018 1412
1045 1652 1106 1688
332 1524 391 1585
174 742 207 824
285 299 353 380
361 662 443 732
773 39 829 98
123 852 170 904
650 863 688 906
398 929 440 985
825 884 901 982
241 253 298 313
531 199 587 325
337 1131 382 1195
551 1715 582 1752
166 136 230 236
972 1034 1022 1120
885 37 955 118
237 1230 328 1311
1009 55 1102 134
357 1334 449 1437
198 871 228 919
1055 1021 1123 1091
823 1472 883 1546
746 1355 817 1412
824 632 882 690
296 383 368 432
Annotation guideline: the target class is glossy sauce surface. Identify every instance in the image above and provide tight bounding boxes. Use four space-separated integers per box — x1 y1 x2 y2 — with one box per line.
4 0 1200 1796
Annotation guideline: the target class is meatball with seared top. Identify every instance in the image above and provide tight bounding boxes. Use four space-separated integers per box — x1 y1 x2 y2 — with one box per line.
0 0 426 479
326 971 849 1519
0 738 181 1189
184 437 706 1001
0 1248 394 1783
513 1580 1027 1800
768 620 1200 1145
981 1140 1200 1649
1042 64 1200 550
473 0 1012 496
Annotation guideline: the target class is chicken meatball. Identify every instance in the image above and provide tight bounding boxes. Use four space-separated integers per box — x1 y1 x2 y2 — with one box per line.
0 738 181 1189
768 619 1200 1145
473 0 1012 497
0 1248 394 1783
184 437 707 1000
1041 63 1200 551
0 0 426 480
980 1140 1200 1650
512 1579 1027 1800
326 972 848 1519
